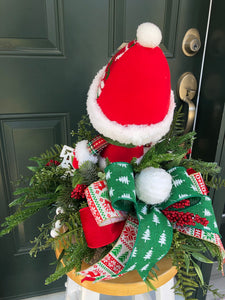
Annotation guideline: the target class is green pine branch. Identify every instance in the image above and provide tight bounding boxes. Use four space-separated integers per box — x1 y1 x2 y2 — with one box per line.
133 131 195 172
30 144 63 165
71 115 96 142
45 240 95 285
165 105 185 139
180 159 221 177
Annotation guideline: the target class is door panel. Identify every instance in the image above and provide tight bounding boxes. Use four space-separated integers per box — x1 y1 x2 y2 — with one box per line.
0 0 64 56
0 0 211 299
1 114 69 252
109 0 180 57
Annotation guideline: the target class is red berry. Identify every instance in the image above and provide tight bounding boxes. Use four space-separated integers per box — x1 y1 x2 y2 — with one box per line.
71 184 88 199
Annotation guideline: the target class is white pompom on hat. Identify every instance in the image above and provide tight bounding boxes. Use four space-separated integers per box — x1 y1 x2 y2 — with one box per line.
136 22 162 48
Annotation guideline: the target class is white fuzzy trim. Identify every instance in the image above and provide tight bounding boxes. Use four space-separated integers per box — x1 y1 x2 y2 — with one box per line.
98 156 107 170
75 140 98 166
87 67 175 146
136 23 162 48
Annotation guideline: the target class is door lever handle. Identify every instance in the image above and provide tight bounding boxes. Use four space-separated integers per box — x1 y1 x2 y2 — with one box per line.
177 72 197 133
181 95 196 133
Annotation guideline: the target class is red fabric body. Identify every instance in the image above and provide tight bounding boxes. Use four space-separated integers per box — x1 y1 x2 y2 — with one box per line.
101 144 144 163
72 156 79 169
97 42 171 126
79 207 125 248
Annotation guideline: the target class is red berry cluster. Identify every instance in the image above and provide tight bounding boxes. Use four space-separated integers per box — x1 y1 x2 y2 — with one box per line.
163 209 209 227
46 159 60 166
194 214 209 226
71 184 87 199
168 199 190 209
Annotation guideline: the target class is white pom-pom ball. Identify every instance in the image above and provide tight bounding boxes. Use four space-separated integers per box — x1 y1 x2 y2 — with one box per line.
136 22 162 48
56 207 64 215
50 228 60 238
135 167 172 205
54 220 62 229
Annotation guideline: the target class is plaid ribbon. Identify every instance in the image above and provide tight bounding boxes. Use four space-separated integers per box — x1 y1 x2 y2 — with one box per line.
87 135 109 155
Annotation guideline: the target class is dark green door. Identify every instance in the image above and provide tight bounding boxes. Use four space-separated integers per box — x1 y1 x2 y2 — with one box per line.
0 1 212 299
192 1 225 299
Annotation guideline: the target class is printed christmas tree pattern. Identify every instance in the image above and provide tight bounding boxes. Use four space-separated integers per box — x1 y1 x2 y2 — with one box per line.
105 162 136 210
143 247 153 260
120 206 173 280
158 231 167 246
163 167 205 209
153 213 160 225
142 226 151 243
116 176 130 185
105 170 112 180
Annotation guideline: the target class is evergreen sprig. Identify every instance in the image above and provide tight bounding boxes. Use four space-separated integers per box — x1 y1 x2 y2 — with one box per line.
133 131 195 172
180 159 221 177
165 105 185 138
71 115 96 142
168 231 224 299
72 161 99 187
30 144 63 165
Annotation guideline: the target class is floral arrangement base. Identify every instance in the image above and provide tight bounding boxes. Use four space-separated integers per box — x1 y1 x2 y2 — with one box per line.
55 243 177 296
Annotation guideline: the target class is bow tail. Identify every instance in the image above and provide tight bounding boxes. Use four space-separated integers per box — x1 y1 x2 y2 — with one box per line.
78 215 139 282
116 204 173 281
173 195 225 271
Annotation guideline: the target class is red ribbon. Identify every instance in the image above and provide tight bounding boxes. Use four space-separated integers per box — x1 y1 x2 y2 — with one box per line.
79 207 125 248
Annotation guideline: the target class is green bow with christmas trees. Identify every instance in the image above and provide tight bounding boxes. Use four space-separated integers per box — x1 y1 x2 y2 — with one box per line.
105 163 221 282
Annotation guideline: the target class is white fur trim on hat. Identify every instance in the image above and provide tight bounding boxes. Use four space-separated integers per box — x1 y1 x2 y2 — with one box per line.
75 140 98 166
87 66 175 146
137 23 162 48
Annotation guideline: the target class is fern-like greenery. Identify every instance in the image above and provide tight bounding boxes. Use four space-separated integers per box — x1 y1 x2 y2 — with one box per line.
0 136 111 285
168 231 224 299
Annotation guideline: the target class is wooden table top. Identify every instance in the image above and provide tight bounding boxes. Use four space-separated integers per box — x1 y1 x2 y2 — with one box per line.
55 246 177 296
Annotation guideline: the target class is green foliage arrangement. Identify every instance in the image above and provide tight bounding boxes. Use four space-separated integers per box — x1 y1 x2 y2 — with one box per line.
0 108 224 299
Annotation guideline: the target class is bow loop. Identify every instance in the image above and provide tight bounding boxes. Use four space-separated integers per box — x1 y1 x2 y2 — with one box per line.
158 167 202 210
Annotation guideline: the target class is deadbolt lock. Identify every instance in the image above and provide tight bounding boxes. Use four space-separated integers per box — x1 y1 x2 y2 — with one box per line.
182 28 201 56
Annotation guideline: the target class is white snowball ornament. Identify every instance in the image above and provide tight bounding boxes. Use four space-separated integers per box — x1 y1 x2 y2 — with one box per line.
137 22 162 48
50 228 60 238
135 167 172 205
54 220 62 229
56 207 64 215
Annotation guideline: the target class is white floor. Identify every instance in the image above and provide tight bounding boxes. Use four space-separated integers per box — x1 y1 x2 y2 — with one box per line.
206 263 225 300
23 291 184 300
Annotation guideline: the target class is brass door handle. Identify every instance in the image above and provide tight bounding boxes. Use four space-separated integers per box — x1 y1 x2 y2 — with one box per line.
181 95 196 133
177 72 197 133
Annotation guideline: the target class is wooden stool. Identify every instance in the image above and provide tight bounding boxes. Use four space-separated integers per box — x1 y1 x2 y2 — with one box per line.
56 247 177 300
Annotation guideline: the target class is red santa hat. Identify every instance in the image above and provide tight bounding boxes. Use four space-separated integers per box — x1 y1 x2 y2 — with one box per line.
87 22 175 146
